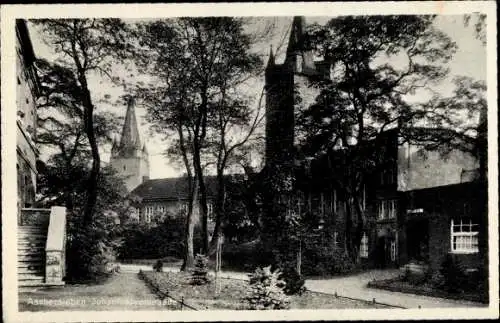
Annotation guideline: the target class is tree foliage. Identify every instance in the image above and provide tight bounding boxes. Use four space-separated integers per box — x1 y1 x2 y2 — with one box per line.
33 18 133 225
296 15 458 261
133 17 262 267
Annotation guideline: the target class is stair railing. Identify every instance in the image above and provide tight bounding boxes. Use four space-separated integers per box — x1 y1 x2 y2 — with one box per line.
45 206 67 285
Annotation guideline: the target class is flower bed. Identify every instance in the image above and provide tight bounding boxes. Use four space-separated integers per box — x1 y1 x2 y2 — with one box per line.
139 270 389 310
367 278 486 304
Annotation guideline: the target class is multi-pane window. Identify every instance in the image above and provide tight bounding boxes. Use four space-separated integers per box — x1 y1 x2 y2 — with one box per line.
451 218 479 253
377 200 397 220
359 232 369 258
144 206 153 223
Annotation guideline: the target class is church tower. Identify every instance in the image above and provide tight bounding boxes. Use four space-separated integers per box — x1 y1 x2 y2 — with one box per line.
264 16 319 173
110 97 150 192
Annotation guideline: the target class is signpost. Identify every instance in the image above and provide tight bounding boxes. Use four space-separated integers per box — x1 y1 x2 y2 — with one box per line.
214 234 223 295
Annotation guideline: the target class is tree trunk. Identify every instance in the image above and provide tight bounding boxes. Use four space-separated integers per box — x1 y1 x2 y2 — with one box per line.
352 195 365 264
192 137 209 254
80 85 100 226
344 198 354 258
181 178 197 271
209 167 226 253
178 122 195 271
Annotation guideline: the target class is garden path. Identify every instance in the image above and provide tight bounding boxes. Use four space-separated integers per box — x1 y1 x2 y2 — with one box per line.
305 269 486 309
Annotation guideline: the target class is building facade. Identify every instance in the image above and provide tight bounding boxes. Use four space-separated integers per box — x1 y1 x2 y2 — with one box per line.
263 16 486 273
110 97 150 193
129 176 217 226
16 19 41 214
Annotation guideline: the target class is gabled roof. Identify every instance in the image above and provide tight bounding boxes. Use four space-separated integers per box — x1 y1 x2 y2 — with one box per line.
129 175 243 202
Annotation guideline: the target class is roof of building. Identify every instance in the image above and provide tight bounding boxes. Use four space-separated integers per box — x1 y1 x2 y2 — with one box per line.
129 175 243 202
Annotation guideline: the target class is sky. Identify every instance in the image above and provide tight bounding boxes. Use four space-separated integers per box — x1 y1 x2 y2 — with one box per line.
28 15 486 179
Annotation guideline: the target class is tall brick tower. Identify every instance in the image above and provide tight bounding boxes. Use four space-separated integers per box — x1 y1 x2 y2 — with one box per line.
264 16 323 180
110 97 150 192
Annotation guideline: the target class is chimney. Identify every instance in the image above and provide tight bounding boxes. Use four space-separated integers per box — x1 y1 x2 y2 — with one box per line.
142 175 149 183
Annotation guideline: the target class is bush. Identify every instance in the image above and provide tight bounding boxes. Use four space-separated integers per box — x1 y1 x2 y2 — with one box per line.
278 267 306 295
429 272 445 289
191 254 210 285
301 247 355 276
439 255 468 293
118 214 185 260
245 266 290 310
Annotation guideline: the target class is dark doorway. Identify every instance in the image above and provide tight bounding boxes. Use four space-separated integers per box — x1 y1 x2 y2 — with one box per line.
375 237 386 268
406 218 429 262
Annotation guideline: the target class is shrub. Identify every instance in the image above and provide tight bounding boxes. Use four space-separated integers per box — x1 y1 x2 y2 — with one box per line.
153 260 163 272
439 254 468 293
118 214 185 260
429 272 445 289
65 210 120 282
191 254 210 285
278 267 306 295
245 266 290 310
301 247 355 276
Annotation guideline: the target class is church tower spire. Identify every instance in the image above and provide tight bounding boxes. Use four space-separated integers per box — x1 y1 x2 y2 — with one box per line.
110 96 150 193
120 96 142 154
266 45 275 68
285 16 315 74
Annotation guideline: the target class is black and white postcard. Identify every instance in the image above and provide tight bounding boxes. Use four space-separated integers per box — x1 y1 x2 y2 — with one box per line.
1 1 498 322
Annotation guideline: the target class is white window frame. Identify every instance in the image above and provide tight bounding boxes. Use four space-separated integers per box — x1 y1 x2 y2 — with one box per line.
360 232 369 258
451 218 479 254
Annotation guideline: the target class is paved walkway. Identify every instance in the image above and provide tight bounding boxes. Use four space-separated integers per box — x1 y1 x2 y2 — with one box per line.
119 263 486 309
19 272 171 311
305 270 486 309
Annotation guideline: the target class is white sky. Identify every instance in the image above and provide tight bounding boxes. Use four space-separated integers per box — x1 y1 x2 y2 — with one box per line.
28 15 486 179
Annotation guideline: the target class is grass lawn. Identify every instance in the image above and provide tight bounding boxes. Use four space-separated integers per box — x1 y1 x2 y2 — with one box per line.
140 271 389 310
367 278 487 304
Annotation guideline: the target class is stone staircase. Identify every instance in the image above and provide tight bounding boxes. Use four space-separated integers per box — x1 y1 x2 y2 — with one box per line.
17 207 67 288
18 225 47 286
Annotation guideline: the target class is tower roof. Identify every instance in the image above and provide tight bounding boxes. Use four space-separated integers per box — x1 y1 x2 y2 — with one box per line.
119 96 142 151
266 45 275 68
284 16 316 74
287 16 306 55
